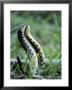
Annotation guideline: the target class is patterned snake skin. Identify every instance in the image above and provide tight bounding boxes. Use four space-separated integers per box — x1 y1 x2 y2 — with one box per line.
18 24 46 75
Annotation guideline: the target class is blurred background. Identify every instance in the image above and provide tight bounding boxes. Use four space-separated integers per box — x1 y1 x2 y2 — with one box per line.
11 11 61 79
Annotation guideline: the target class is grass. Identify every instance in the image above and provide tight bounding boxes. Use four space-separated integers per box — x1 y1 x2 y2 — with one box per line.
11 11 61 79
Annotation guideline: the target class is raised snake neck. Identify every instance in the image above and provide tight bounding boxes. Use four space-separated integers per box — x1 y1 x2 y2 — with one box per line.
18 24 46 74
18 25 38 75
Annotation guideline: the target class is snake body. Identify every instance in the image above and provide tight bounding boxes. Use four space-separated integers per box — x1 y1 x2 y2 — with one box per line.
18 26 38 75
24 25 46 67
18 24 46 75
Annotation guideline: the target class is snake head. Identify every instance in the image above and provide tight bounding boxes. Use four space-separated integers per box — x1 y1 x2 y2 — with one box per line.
20 24 31 34
24 24 31 34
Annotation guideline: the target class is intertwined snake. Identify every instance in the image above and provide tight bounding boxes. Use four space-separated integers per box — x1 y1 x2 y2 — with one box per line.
18 24 46 75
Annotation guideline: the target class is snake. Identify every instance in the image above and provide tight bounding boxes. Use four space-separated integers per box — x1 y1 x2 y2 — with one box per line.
18 24 46 75
18 25 38 75
24 25 46 66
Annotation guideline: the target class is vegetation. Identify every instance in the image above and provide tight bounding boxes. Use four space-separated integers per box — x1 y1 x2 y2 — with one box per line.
11 11 61 79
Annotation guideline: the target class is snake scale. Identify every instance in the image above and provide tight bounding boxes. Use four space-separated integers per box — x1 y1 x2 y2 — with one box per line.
18 24 46 75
